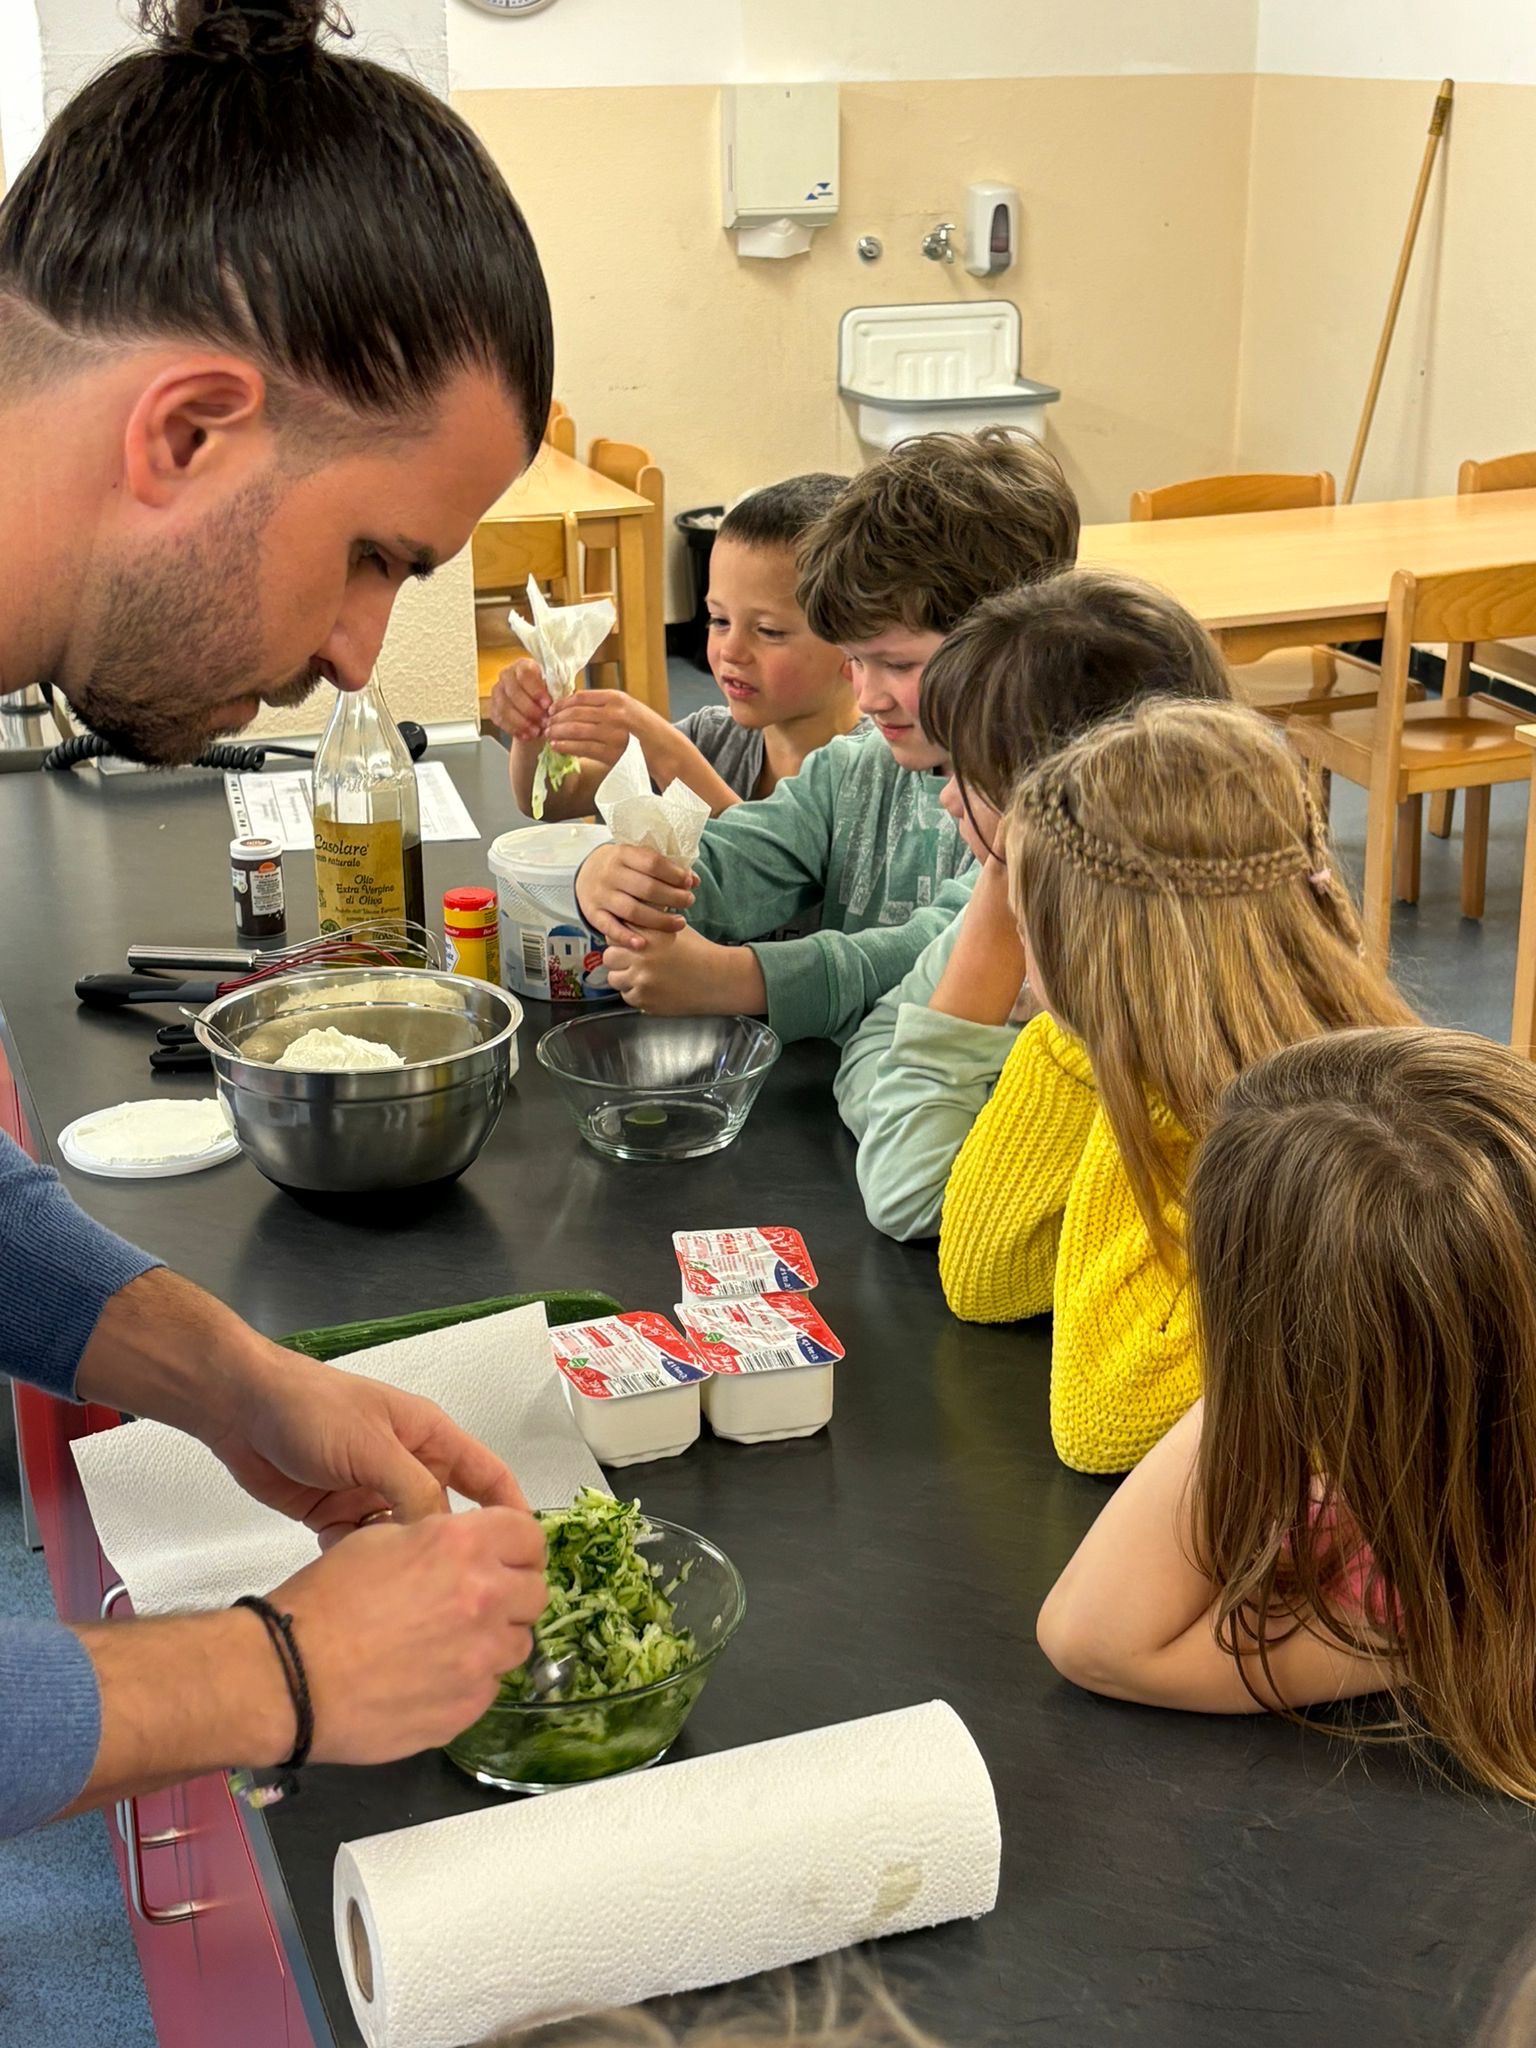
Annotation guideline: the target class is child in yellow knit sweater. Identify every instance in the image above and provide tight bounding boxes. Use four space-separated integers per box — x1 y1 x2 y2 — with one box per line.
938 695 1414 1475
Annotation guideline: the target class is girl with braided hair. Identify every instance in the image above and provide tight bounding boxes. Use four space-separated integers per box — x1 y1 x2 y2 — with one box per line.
938 696 1414 1474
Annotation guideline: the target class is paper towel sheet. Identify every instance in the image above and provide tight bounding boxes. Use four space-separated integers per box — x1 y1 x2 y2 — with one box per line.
596 733 711 864
73 1304 607 1616
334 1699 1000 2048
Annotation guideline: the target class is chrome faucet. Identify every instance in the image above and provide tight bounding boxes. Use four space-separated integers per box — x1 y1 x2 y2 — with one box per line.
921 221 957 264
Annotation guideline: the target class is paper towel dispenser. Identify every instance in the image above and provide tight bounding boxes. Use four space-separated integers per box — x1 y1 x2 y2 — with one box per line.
721 83 839 259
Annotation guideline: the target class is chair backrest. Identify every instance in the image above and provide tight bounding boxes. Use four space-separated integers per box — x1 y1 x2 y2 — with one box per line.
471 510 582 600
587 436 662 514
1378 560 1536 724
544 401 576 459
1458 451 1536 498
1129 470 1336 522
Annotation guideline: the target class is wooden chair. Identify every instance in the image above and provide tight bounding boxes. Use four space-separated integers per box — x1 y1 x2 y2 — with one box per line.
471 511 582 711
544 400 576 458
1429 454 1536 841
1130 471 1383 717
583 437 664 691
1284 562 1536 968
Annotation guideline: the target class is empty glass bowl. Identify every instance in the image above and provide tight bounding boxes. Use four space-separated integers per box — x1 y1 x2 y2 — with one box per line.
442 1520 746 1793
536 1012 781 1161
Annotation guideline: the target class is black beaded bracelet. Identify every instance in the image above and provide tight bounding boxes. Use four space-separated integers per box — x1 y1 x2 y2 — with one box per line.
233 1594 315 1801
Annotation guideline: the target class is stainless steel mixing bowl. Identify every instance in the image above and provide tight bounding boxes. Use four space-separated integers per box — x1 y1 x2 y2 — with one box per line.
195 967 521 1193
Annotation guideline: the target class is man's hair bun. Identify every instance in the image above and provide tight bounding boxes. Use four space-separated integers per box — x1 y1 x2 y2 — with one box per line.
140 0 351 63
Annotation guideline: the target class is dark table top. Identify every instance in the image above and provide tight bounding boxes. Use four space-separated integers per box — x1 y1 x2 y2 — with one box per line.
2 742 1532 2048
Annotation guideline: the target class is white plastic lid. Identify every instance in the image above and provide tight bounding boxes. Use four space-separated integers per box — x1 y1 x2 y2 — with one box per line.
60 1098 240 1179
487 822 611 878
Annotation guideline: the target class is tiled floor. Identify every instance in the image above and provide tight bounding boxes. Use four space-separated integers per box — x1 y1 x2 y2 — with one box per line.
0 674 1530 2048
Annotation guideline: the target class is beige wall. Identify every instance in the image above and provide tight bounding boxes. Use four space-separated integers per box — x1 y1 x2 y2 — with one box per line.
1235 77 1536 499
244 554 480 743
457 76 1255 609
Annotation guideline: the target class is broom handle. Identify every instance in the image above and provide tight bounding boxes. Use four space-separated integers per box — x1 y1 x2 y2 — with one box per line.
1341 78 1454 504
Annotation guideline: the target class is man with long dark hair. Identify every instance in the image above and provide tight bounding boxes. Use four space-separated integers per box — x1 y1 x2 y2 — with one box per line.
0 0 555 1832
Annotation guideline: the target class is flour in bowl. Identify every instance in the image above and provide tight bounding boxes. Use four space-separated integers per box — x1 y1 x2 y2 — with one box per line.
274 1026 405 1072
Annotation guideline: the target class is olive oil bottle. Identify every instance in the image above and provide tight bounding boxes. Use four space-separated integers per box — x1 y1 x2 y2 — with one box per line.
311 682 425 936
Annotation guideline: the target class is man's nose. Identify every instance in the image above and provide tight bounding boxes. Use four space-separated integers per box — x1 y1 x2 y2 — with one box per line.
316 584 399 693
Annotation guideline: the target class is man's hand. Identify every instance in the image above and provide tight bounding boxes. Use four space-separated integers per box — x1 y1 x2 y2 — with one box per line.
76 1268 524 1543
276 1507 547 1762
546 689 679 778
575 841 696 948
206 1346 527 1544
486 657 552 744
603 927 767 1018
70 1503 549 1813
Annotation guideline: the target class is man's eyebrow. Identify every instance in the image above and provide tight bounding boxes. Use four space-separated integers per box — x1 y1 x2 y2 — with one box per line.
393 537 439 579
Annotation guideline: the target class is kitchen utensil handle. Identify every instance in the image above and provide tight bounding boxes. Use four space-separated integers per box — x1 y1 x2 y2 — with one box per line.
128 945 260 973
75 974 224 1008
149 1045 213 1073
101 1585 196 1921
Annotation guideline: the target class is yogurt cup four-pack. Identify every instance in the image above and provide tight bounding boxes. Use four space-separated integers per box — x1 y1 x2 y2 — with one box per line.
551 1230 839 1462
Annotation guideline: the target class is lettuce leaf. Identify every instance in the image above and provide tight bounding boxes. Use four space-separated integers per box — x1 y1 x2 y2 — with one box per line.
531 743 580 821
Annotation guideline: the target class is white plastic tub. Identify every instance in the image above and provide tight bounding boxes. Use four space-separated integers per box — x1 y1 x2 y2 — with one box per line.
552 1312 707 1467
487 823 612 1005
676 1294 841 1445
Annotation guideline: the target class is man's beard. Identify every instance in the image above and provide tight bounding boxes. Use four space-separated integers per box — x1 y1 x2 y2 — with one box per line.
62 480 325 766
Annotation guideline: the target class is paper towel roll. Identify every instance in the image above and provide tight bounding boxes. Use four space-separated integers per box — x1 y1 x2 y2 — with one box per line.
73 1304 607 1616
334 1699 999 2048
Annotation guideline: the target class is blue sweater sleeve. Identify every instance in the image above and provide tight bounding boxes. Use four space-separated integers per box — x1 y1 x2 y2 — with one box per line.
0 1621 101 1835
0 1130 161 1400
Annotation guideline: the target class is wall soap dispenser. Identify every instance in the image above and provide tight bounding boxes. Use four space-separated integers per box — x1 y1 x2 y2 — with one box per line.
963 183 1019 277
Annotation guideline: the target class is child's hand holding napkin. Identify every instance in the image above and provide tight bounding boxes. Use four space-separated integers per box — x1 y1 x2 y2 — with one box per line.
595 734 711 866
505 577 616 818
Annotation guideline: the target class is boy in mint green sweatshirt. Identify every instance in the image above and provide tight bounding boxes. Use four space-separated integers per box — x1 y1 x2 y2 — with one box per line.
838 569 1236 1240
574 429 1081 1044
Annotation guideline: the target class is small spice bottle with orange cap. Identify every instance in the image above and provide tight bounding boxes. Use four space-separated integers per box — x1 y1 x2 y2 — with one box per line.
442 886 500 983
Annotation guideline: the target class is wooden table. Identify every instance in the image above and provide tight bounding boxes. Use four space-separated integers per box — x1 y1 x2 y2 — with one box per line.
475 444 668 716
1080 487 1536 662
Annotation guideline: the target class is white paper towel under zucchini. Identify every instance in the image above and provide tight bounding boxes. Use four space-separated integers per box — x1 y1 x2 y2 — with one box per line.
335 1699 999 2048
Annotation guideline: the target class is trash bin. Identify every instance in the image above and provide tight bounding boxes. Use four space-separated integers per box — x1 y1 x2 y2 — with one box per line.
674 506 725 672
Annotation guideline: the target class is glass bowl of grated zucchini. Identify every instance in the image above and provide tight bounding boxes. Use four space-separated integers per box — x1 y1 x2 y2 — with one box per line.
443 1490 746 1794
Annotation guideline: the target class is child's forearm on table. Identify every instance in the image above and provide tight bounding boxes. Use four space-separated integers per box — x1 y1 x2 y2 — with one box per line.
1036 1407 1395 1712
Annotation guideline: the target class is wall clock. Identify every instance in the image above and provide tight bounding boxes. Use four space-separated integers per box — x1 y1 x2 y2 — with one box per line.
458 0 559 15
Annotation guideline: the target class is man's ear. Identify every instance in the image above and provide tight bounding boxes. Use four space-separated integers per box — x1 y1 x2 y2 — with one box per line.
122 357 271 510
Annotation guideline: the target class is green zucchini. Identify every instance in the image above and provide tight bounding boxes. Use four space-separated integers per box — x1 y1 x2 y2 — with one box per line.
281 1289 622 1363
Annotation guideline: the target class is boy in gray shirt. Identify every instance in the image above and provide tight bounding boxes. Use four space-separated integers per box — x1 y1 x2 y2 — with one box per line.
495 474 869 816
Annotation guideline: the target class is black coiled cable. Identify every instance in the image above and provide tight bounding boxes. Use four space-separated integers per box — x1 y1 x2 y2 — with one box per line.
40 733 317 772
41 724 427 773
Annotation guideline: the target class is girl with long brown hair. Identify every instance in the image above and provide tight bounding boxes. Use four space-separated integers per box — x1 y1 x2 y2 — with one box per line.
938 695 1415 1474
1038 1026 1536 1802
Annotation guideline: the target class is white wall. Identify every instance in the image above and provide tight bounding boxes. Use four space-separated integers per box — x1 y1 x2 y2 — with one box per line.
0 0 46 189
448 0 1259 93
1256 0 1536 86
